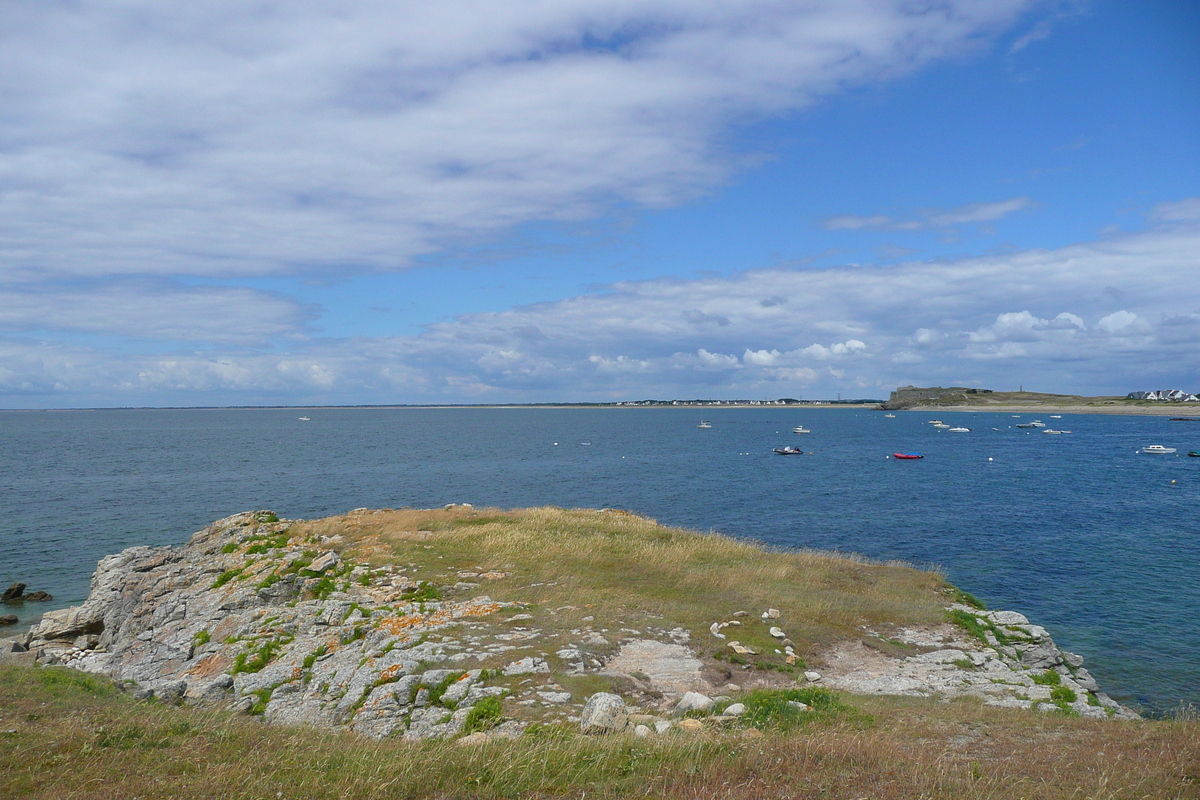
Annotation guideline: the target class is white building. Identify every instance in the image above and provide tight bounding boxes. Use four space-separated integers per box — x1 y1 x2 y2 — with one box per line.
1126 389 1200 402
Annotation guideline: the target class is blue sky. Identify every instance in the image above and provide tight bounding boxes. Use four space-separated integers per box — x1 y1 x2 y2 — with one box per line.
1 0 1197 406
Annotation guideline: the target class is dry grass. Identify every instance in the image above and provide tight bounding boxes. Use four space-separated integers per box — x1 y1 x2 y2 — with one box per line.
291 506 948 663
2 665 1197 799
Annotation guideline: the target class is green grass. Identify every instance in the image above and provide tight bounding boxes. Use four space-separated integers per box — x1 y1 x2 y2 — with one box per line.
1032 670 1061 686
462 696 504 735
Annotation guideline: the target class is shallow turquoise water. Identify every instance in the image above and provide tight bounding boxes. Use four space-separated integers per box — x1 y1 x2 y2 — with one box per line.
1 406 1197 713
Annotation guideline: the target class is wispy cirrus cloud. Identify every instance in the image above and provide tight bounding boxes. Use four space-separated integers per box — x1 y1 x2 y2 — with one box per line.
821 197 1037 232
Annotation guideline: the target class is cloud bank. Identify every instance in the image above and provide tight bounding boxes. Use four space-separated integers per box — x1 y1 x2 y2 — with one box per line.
4 205 1198 405
2 1 1034 282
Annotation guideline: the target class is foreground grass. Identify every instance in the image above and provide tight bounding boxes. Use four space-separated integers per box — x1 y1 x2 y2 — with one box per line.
2 664 1198 799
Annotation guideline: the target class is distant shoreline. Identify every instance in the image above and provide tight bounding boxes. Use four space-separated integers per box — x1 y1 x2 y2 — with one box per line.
901 403 1200 418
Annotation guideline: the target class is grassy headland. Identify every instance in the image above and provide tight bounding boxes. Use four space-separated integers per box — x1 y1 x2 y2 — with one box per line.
3 506 1198 798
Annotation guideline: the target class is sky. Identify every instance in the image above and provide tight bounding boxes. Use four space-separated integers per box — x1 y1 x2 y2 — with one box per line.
1 0 1197 407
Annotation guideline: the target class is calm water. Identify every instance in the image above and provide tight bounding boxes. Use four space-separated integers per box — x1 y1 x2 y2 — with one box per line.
2 407 1197 713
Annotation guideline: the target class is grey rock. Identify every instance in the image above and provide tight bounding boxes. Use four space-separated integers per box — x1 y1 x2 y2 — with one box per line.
724 702 746 716
0 615 16 626
308 551 341 574
502 656 549 675
1 583 25 603
634 724 652 737
581 692 628 734
676 691 714 714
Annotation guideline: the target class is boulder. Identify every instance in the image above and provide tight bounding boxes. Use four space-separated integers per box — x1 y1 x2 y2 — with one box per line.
633 724 651 737
580 692 628 734
769 627 786 639
23 591 53 602
1 583 25 603
0 615 17 626
678 718 704 731
307 551 341 574
676 691 714 713
32 605 105 641
803 671 822 682
724 702 746 716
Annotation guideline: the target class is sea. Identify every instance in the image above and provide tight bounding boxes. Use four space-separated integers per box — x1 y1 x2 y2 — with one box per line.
2 406 1197 714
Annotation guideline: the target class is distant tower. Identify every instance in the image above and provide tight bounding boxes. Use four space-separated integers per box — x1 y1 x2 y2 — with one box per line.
1019 384 1023 393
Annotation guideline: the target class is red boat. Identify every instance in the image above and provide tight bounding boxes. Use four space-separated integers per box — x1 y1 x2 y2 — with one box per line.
892 452 923 459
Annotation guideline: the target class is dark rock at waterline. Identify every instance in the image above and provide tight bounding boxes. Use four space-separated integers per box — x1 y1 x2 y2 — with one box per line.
0 615 18 625
23 591 52 602
2 583 25 602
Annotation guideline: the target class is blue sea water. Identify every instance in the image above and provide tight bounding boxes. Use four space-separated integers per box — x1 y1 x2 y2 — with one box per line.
1 406 1197 713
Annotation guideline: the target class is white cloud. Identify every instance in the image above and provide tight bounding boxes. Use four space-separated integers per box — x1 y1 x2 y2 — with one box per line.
822 197 1036 232
0 1 1035 283
5 201 1200 405
0 282 313 345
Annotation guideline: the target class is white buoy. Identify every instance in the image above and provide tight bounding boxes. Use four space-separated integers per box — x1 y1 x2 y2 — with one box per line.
988 457 993 461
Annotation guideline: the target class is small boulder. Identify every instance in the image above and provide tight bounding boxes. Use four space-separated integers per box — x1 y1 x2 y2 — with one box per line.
633 724 652 737
803 671 822 682
23 591 52 602
724 702 746 716
307 550 341 574
1 583 25 603
676 691 714 714
0 616 17 626
764 608 781 619
769 627 786 639
581 692 628 734
678 718 704 731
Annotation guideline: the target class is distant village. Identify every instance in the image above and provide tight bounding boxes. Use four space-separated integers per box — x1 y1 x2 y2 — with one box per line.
1125 389 1200 402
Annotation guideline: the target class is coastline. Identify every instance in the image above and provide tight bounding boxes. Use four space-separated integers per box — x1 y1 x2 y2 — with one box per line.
901 403 1200 418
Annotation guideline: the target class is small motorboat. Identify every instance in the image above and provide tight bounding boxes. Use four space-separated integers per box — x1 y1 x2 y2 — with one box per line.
928 420 944 425
1142 445 1177 454
1030 421 1046 428
884 413 896 418
1015 422 1036 428
948 427 971 433
892 452 923 459
1050 415 1062 419
1188 451 1200 457
932 423 950 429
792 426 811 434
298 416 311 421
697 421 712 429
774 446 804 455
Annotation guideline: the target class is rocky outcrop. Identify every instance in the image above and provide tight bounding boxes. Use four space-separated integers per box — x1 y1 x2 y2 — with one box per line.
820 605 1138 719
19 509 1138 740
22 512 520 740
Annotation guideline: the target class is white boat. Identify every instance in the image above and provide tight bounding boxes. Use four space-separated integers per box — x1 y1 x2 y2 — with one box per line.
928 420 944 425
697 421 712 429
948 427 971 433
792 426 810 433
932 423 950 429
1029 421 1046 428
1142 445 1177 454
298 416 311 421
884 413 896 418
1050 415 1062 419
1043 429 1063 435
